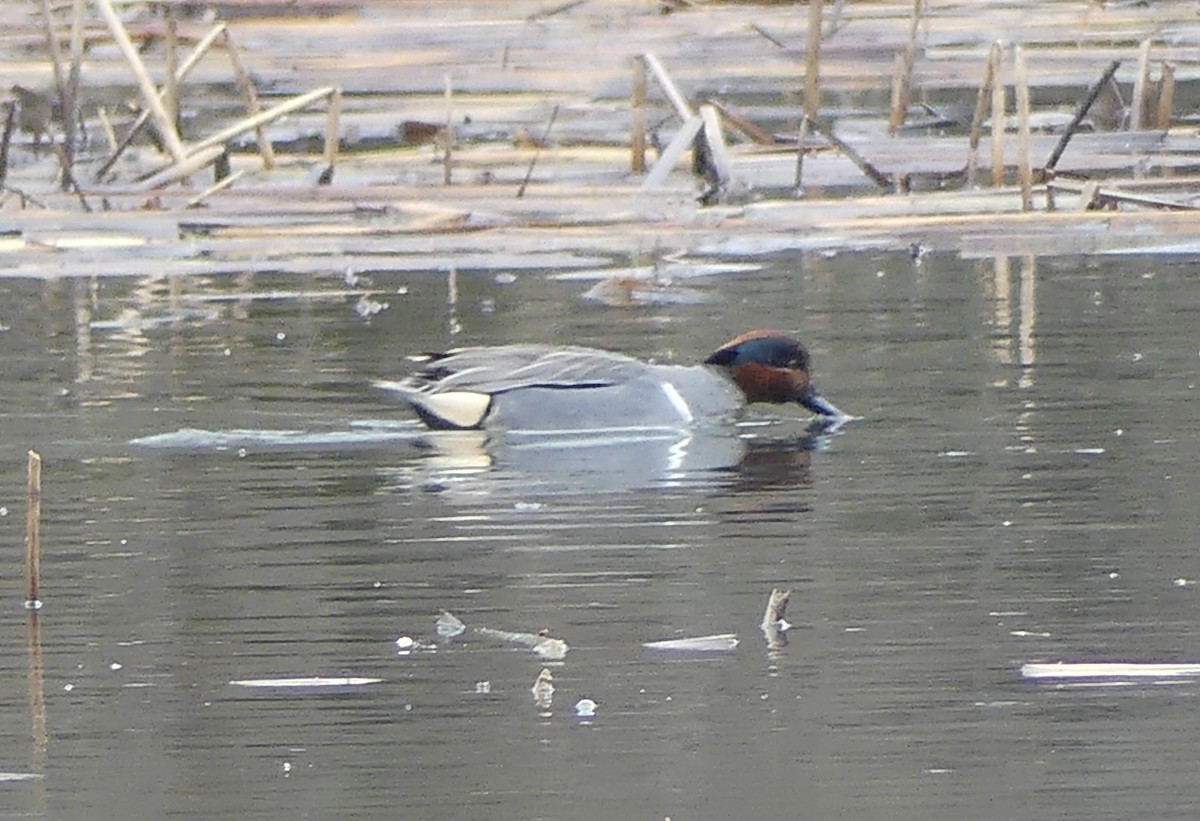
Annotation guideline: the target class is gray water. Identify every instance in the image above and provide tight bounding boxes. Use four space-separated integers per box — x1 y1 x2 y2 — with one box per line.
1 249 1199 820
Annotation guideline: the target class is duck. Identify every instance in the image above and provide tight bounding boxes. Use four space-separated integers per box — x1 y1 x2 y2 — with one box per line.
374 329 846 432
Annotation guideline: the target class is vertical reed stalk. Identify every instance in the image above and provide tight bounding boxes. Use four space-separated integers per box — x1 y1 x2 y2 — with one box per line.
989 45 1006 186
24 451 42 609
967 43 999 186
443 75 453 186
631 57 646 174
1014 46 1033 212
1130 38 1151 130
804 0 823 120
1155 62 1175 130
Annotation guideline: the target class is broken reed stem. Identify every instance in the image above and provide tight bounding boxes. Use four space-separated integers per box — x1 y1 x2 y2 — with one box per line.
222 29 276 169
803 0 823 120
1045 60 1120 174
761 588 791 629
808 118 891 190
25 451 42 609
704 99 776 145
323 86 341 175
517 103 559 198
443 74 453 186
888 51 912 135
967 43 999 186
989 44 1006 186
1014 46 1033 211
1130 38 1152 131
1155 62 1175 130
94 0 187 161
631 57 647 174
94 23 228 182
888 0 923 134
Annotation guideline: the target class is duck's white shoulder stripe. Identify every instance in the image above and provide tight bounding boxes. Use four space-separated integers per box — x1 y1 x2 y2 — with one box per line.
659 382 693 423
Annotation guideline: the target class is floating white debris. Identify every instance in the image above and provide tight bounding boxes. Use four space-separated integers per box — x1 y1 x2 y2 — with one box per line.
474 681 491 694
531 668 554 707
229 677 382 688
643 634 739 652
574 698 597 718
436 610 467 638
0 773 43 782
1021 662 1200 681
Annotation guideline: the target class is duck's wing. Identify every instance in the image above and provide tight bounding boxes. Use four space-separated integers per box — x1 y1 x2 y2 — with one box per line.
405 345 646 394
374 345 650 429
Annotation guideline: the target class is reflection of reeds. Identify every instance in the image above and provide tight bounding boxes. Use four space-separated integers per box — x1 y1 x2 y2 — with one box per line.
26 612 48 772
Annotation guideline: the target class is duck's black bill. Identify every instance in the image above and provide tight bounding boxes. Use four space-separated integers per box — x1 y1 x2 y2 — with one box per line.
800 389 846 419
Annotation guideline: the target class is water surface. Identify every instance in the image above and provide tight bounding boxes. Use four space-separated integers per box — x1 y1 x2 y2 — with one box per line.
1 248 1199 820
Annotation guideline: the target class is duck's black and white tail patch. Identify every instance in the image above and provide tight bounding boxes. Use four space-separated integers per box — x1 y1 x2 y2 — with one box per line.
374 380 492 430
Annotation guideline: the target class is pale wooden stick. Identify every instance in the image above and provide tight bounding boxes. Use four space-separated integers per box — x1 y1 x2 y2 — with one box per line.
186 169 245 207
133 144 224 190
189 86 337 155
641 115 703 187
94 0 186 161
642 53 694 121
